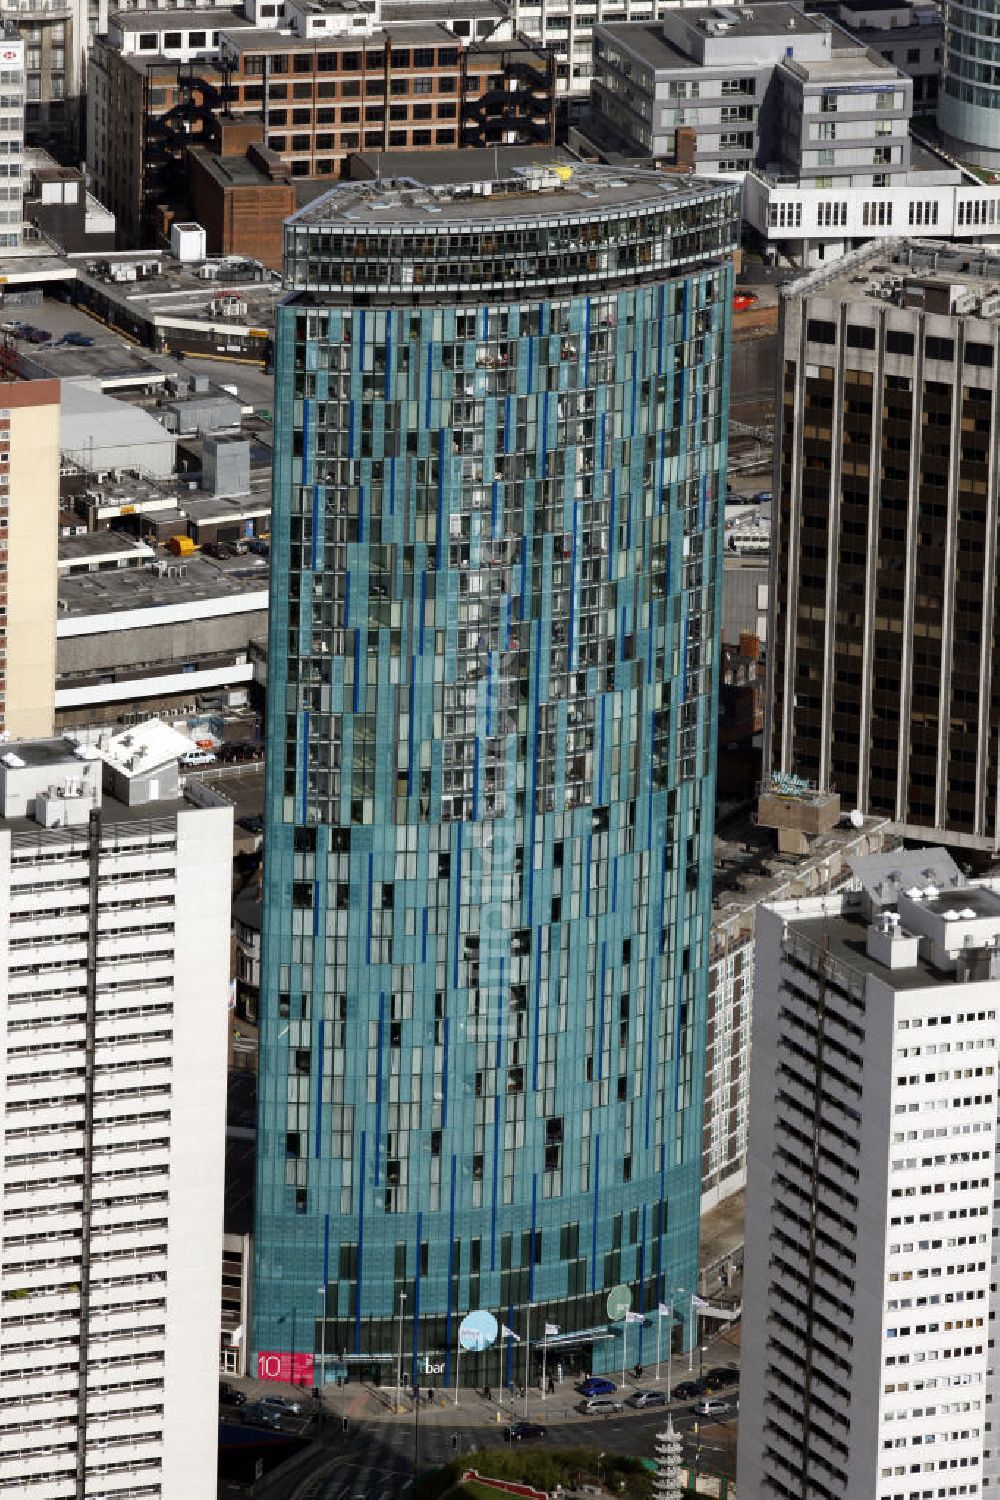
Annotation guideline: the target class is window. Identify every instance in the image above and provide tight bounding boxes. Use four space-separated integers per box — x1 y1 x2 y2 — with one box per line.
163 31 181 48
817 200 847 227
846 324 876 350
821 91 837 112
886 330 915 356
908 200 939 227
721 76 753 95
414 47 435 68
187 30 206 46
807 318 836 344
139 33 156 49
925 336 954 362
862 200 892 226
965 341 993 368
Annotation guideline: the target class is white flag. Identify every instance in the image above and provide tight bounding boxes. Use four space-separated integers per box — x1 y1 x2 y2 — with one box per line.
502 1323 521 1342
657 1303 672 1318
691 1294 710 1309
625 1310 645 1324
544 1322 559 1337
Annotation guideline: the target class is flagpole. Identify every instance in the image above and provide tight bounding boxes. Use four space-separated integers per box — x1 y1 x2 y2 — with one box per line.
622 1313 628 1392
688 1295 695 1373
656 1307 662 1385
454 1337 461 1407
524 1304 532 1420
667 1305 673 1401
541 1335 548 1401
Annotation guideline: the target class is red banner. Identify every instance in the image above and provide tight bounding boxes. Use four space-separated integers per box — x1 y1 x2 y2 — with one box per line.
257 1350 315 1383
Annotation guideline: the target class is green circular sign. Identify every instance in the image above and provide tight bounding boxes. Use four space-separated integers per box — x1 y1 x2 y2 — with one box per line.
606 1285 632 1322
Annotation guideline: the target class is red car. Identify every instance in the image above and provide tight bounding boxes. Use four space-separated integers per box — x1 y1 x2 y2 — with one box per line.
733 291 759 312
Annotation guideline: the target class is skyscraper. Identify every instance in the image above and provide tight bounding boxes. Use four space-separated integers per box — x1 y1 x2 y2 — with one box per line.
939 0 1000 168
0 378 60 739
255 160 737 1384
739 849 1000 1499
0 720 232 1496
767 240 1000 853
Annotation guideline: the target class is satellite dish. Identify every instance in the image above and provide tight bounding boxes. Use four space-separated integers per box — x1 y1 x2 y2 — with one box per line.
849 808 864 829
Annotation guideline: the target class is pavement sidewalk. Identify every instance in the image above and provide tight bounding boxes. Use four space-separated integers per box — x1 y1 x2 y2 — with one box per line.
235 1324 741 1434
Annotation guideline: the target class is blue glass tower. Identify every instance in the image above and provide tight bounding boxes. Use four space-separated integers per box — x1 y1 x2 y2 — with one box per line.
255 163 737 1385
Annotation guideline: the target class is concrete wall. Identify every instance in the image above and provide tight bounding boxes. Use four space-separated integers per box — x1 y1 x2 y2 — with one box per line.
4 380 61 738
161 802 233 1496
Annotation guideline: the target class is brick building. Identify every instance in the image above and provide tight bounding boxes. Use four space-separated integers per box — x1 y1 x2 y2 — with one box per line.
88 1 556 246
189 115 295 267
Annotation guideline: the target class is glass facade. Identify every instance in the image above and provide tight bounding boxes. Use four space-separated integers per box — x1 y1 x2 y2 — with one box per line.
255 167 737 1385
940 0 1000 164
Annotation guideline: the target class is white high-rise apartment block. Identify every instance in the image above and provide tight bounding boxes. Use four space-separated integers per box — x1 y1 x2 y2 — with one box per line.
0 720 232 1499
0 28 24 249
739 849 1000 1500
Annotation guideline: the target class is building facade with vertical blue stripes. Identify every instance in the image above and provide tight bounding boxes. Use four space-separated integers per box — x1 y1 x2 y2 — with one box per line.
254 163 738 1386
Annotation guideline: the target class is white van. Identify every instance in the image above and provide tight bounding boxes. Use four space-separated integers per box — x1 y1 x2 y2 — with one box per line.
180 749 216 767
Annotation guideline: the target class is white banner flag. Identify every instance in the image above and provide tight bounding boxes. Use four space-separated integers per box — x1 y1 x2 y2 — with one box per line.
625 1310 645 1324
691 1294 710 1309
544 1323 559 1337
501 1324 521 1342
657 1303 672 1318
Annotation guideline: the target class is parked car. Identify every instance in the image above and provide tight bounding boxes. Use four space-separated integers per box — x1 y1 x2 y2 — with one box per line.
61 331 95 347
219 1382 246 1406
754 490 773 504
579 1377 617 1397
204 540 236 560
238 814 264 834
259 1394 303 1416
248 537 270 556
580 1397 623 1415
628 1389 667 1409
507 1421 547 1441
25 327 52 344
180 749 216 767
241 1403 282 1429
733 291 759 312
705 1366 739 1390
232 537 249 555
672 1379 705 1401
695 1397 731 1418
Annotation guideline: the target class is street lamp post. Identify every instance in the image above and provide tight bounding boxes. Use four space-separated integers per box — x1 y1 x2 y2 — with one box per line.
395 1291 406 1414
523 1304 533 1421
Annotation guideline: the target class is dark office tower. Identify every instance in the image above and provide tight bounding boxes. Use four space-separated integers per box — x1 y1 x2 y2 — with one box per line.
767 240 1000 852
255 161 737 1385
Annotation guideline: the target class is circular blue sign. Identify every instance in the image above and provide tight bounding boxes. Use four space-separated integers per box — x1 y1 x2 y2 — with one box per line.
459 1309 499 1352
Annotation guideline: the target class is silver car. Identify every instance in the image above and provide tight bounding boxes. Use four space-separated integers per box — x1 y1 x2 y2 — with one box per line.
581 1397 624 1414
